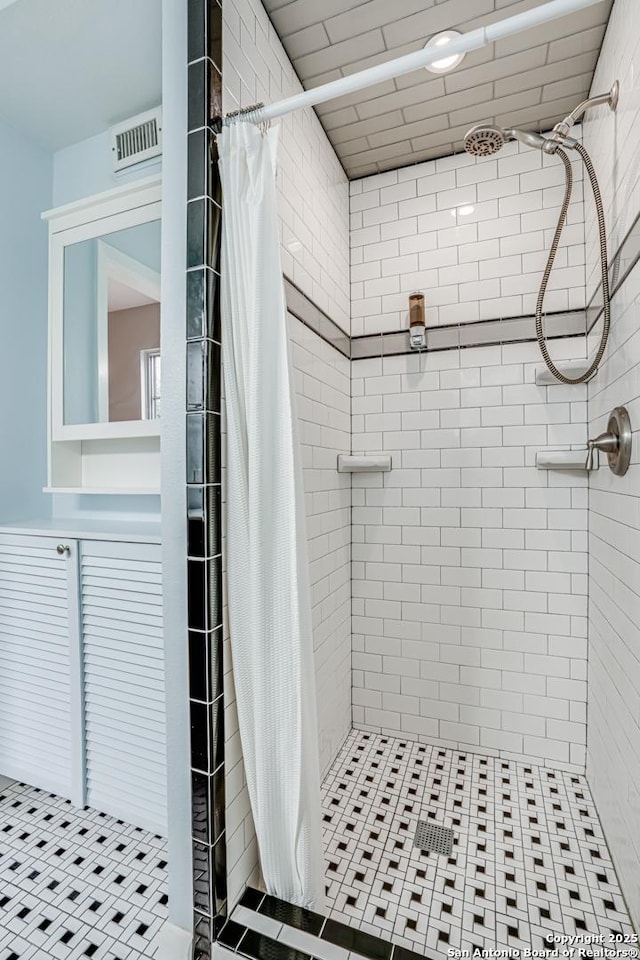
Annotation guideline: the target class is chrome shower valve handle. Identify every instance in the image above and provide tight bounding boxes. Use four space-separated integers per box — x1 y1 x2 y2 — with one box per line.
586 433 618 471
586 407 632 475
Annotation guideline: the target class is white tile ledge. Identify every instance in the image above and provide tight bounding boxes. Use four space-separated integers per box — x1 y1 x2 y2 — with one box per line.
535 450 591 470
535 359 593 384
337 455 392 473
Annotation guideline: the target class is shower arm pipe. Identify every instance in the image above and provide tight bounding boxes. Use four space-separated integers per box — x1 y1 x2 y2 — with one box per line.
255 0 605 124
560 85 619 129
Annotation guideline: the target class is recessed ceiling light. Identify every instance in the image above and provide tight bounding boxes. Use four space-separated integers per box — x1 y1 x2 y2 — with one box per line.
424 30 465 74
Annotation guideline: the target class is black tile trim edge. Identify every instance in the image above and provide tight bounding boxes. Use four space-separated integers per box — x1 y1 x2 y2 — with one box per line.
228 891 447 960
239 929 313 960
188 0 225 956
254 890 324 936
321 917 392 960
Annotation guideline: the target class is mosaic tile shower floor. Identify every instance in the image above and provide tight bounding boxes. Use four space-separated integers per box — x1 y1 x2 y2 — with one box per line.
0 780 167 960
322 730 638 956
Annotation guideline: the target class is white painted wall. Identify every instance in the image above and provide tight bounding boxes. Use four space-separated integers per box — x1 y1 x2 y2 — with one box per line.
53 129 161 207
350 136 586 335
583 0 640 930
0 118 51 520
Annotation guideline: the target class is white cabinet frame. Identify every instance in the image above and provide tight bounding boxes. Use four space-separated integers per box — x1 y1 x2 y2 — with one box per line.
44 175 162 444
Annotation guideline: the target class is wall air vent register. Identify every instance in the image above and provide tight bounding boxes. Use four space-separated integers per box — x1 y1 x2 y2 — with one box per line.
110 107 162 172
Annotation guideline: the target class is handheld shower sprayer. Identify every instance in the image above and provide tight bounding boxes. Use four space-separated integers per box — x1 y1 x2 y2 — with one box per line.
463 81 619 384
463 124 576 157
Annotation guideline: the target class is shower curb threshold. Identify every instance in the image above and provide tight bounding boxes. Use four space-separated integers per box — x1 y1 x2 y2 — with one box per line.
215 888 446 960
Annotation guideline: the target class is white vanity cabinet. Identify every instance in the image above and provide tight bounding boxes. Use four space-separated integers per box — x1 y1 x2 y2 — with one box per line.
0 534 81 799
80 539 166 835
0 528 166 837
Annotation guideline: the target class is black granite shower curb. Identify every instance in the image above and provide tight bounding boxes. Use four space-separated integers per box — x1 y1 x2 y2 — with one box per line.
215 887 444 960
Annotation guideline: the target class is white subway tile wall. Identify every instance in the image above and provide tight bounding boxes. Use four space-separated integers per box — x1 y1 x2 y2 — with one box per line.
584 0 640 930
290 316 352 778
350 138 586 336
222 0 351 908
223 0 350 333
351 341 589 771
583 0 640 296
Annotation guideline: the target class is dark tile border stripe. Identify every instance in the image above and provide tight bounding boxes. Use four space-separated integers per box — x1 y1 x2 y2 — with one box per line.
284 276 590 362
188 0 225 957
284 286 594 363
351 309 587 361
284 276 350 358
290 206 640 362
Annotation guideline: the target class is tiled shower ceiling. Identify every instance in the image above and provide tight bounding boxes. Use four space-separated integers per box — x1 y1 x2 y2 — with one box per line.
261 0 613 178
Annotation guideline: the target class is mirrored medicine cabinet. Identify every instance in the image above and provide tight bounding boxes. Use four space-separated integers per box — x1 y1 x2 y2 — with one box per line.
44 176 162 495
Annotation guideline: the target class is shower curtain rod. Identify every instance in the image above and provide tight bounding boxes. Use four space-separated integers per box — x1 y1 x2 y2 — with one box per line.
250 0 604 124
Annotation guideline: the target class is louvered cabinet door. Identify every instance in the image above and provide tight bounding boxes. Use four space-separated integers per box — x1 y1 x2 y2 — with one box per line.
0 534 82 801
80 539 167 836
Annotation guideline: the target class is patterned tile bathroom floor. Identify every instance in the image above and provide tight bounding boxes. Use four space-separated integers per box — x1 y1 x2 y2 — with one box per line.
0 779 167 960
322 730 638 956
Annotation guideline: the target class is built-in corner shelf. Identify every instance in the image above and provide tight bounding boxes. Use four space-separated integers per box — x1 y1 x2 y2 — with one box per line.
535 359 590 385
536 450 592 471
337 455 392 473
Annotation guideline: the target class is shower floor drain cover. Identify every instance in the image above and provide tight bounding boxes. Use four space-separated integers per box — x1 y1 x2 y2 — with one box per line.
413 821 454 855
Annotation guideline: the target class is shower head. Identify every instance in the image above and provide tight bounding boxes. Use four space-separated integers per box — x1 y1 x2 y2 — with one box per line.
464 124 553 157
463 124 506 157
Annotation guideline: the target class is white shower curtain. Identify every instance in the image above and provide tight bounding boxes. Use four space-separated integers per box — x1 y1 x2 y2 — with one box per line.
217 121 326 910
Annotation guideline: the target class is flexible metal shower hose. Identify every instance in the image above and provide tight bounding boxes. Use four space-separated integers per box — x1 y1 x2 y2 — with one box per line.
535 143 610 384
